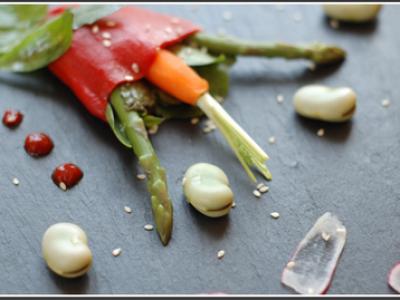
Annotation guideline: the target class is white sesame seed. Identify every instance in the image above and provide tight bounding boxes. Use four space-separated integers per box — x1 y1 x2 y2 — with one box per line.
12 177 19 186
190 117 199 125
124 206 132 214
164 27 173 34
59 182 67 191
112 248 122 257
317 128 325 137
171 17 180 24
276 94 284 103
217 250 225 259
137 174 146 180
336 227 346 234
259 185 269 193
308 288 315 294
321 232 331 241
148 125 158 135
102 40 112 47
253 190 261 198
102 32 111 39
231 202 236 208
91 25 99 34
308 63 316 71
286 261 295 269
268 136 276 144
382 99 391 107
204 120 216 129
270 212 280 219
256 183 265 190
144 224 154 231
124 75 134 81
106 21 116 27
145 24 151 32
330 19 340 29
176 27 183 34
222 11 233 21
131 63 140 74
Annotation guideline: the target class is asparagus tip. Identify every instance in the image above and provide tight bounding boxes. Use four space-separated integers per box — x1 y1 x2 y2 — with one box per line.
309 43 347 65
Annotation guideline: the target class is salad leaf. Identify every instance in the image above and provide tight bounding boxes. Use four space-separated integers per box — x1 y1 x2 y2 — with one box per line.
106 104 132 148
0 5 47 30
194 63 230 99
171 45 225 67
0 11 73 72
71 5 121 30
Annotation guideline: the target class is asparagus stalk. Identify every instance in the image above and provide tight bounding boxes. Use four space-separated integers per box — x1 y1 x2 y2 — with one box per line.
110 87 173 245
191 33 346 65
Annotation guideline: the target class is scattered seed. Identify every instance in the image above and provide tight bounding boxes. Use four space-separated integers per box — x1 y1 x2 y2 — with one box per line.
382 99 391 107
112 248 122 257
137 174 146 180
259 185 269 193
276 94 284 103
202 120 216 133
336 227 346 234
171 17 180 24
217 250 225 259
317 128 325 137
131 63 140 74
293 12 303 22
286 261 296 269
148 125 158 135
124 75 134 81
145 24 151 32
91 25 99 34
102 40 112 47
268 136 276 144
12 177 19 186
102 32 111 39
330 19 340 29
144 224 154 231
308 288 315 294
59 182 67 191
308 63 316 71
222 11 233 21
270 212 280 219
253 190 261 198
164 27 173 34
190 117 199 125
124 206 132 214
106 21 116 27
256 183 265 190
321 232 331 241
231 202 236 208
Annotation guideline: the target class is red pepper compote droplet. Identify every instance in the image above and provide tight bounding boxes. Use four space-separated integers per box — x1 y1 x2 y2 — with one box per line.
24 132 54 157
2 109 23 128
52 163 84 191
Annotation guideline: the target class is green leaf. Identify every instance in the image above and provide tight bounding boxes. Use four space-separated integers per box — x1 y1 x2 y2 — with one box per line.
194 63 230 99
170 45 225 67
105 104 133 148
0 5 48 30
0 11 73 72
143 115 165 128
71 5 121 30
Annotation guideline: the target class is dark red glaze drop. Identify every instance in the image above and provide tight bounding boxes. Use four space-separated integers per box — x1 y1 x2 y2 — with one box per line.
52 163 84 190
24 132 54 157
2 109 23 128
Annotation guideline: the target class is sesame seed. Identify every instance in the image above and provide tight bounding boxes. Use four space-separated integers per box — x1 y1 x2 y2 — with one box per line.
270 212 280 219
336 227 346 234
382 99 391 107
124 206 132 214
268 136 276 144
253 190 261 198
222 11 232 21
164 27 173 34
308 63 316 71
102 40 112 47
106 21 116 27
58 182 67 191
257 183 265 190
286 261 295 269
144 224 154 231
217 250 225 259
137 174 146 180
91 25 99 34
317 128 325 137
276 94 284 103
231 202 236 208
102 32 111 39
112 248 122 257
330 19 340 29
148 125 158 135
145 24 151 32
131 63 140 74
124 75 134 81
321 232 331 241
259 185 269 193
308 288 315 294
12 177 19 186
171 17 180 24
190 117 199 125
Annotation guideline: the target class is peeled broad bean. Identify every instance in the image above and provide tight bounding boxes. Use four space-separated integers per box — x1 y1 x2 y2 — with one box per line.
293 85 356 122
183 163 234 218
42 223 92 278
323 4 382 23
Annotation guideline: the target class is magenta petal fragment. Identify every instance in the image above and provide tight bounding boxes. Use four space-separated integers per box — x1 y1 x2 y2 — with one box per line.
388 262 400 293
281 212 347 294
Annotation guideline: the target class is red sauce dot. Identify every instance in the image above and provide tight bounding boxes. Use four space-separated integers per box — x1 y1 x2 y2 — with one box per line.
52 163 84 190
24 132 54 157
2 109 23 128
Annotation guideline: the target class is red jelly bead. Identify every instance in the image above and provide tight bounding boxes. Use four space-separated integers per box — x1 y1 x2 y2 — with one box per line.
24 133 54 157
52 163 84 190
2 109 23 128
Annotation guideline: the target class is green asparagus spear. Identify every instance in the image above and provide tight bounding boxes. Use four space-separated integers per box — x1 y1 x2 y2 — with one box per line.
110 86 173 245
191 33 346 65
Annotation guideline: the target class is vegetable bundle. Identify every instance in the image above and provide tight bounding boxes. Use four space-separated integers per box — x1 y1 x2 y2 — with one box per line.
0 5 346 245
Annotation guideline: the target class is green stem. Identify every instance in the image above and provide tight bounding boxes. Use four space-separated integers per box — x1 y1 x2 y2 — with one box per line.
110 87 173 245
191 33 346 65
